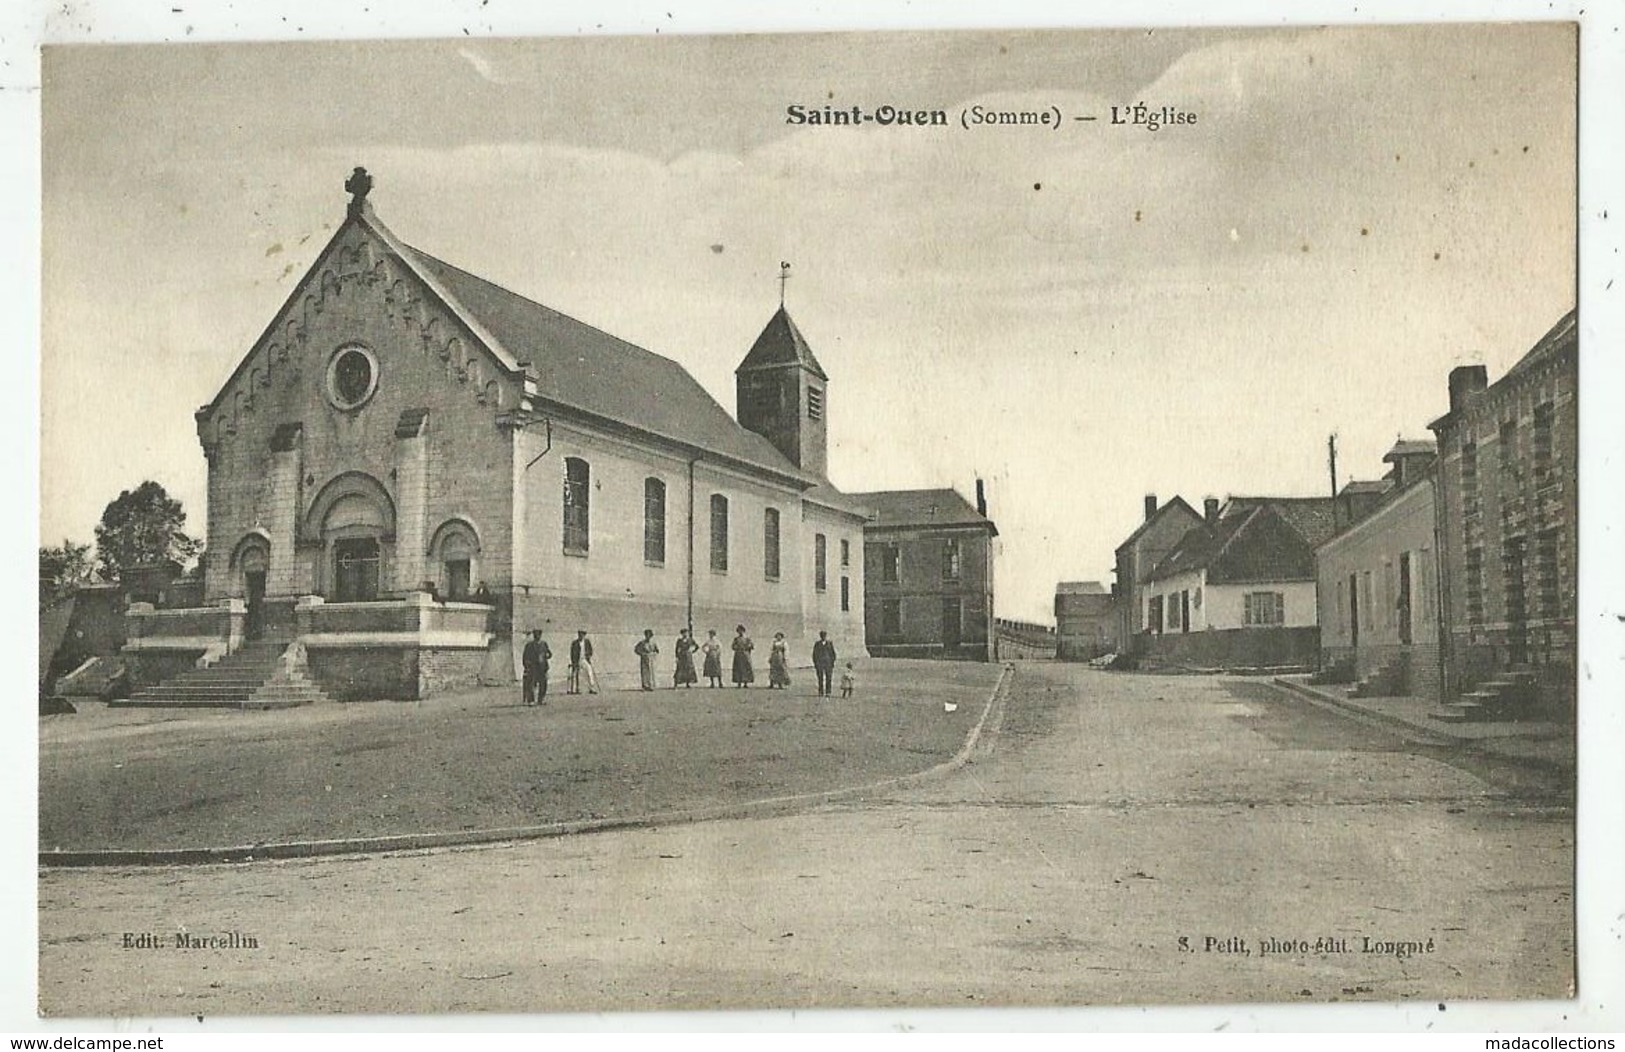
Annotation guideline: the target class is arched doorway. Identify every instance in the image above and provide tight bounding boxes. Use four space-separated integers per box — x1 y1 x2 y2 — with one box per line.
325 494 387 601
232 534 271 639
304 472 397 602
428 518 481 601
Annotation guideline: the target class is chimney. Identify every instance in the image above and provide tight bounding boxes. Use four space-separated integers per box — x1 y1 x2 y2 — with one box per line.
1204 497 1220 524
975 478 988 518
1144 494 1158 521
1447 365 1488 414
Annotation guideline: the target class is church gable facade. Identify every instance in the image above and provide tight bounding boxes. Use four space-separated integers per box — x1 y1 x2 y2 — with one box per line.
125 170 868 702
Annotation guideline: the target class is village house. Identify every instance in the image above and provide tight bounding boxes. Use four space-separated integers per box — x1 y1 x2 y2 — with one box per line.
853 483 997 661
1315 440 1442 701
1427 310 1577 720
1137 496 1337 669
1112 495 1204 657
1054 581 1119 661
120 169 870 703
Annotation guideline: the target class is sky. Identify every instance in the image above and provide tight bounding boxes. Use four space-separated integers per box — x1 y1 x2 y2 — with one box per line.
39 23 1577 623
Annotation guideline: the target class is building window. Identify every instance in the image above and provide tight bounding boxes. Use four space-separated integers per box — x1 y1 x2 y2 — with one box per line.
1361 571 1374 631
880 597 902 637
1243 591 1285 626
764 507 781 581
325 344 379 411
941 538 961 582
876 542 900 584
1166 593 1180 631
1147 594 1163 634
814 533 827 591
563 457 590 555
840 575 850 612
644 477 666 565
1498 419 1518 476
840 538 850 568
709 494 729 573
1465 547 1485 627
807 386 823 420
1533 402 1555 482
1461 440 1480 514
1536 529 1561 620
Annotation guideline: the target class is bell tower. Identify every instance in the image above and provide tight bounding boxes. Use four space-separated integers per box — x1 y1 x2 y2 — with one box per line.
736 305 829 478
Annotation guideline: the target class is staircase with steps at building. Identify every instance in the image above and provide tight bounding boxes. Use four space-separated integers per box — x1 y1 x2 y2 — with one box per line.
113 641 330 710
1431 668 1539 723
1348 655 1408 699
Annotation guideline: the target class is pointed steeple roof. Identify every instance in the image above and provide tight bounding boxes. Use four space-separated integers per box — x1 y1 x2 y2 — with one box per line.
736 306 828 381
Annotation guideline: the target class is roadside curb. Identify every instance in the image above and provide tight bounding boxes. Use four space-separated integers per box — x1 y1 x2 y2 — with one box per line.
1268 676 1574 775
40 665 1016 869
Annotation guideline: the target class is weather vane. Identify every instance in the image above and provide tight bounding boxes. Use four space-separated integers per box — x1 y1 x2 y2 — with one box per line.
779 261 791 308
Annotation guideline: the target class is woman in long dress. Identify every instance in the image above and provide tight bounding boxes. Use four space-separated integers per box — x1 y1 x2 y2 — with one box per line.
702 630 724 687
673 629 698 688
731 625 755 688
768 632 791 689
635 629 659 691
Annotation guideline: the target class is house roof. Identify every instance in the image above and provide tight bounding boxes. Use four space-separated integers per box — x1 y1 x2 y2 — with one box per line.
1056 581 1107 595
1383 438 1436 462
402 245 813 485
1149 496 1336 584
736 306 828 381
1339 479 1392 496
1429 309 1577 430
801 479 874 520
1113 496 1201 554
1502 308 1578 383
850 488 997 534
1224 496 1338 548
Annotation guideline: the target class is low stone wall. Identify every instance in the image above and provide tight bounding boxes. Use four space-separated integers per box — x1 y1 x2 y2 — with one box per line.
419 648 488 697
303 643 495 701
1142 626 1319 670
305 647 418 701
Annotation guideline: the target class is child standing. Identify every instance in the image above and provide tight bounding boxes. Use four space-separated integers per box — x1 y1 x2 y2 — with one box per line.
840 662 855 699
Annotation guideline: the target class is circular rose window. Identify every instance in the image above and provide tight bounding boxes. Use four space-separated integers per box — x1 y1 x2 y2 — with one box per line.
326 346 378 410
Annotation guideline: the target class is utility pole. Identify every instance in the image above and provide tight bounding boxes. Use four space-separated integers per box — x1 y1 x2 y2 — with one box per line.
1328 433 1340 531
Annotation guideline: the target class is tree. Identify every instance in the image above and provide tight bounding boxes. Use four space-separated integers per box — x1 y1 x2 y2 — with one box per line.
39 539 94 607
94 481 203 581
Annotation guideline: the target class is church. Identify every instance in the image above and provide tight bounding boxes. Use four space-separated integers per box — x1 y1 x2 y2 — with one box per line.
122 169 870 701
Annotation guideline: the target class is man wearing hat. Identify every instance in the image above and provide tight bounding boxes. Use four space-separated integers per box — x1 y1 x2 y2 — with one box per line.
521 629 551 706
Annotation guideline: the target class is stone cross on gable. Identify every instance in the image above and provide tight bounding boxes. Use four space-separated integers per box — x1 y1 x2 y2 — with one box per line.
345 167 374 213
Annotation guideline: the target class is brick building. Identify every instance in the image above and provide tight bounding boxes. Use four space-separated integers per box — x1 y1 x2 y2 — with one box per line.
1112 495 1204 656
123 170 869 701
1315 440 1442 700
1054 581 1119 661
1428 310 1577 718
854 484 997 661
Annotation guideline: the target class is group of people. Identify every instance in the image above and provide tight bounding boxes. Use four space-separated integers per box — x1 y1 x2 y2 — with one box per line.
520 628 600 706
520 625 854 706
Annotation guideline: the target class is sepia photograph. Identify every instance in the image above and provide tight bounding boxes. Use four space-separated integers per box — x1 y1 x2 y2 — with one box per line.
25 9 1609 1026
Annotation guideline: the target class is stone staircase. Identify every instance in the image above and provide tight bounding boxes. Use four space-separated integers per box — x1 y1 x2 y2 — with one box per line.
1349 655 1408 699
1431 667 1539 723
113 641 329 711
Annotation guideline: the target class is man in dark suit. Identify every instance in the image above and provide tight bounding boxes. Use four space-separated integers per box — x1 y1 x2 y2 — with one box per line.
811 631 837 697
522 629 551 706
